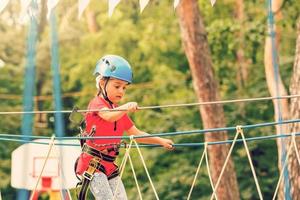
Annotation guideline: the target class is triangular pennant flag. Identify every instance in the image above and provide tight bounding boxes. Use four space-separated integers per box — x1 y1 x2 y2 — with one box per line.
0 0 10 14
47 0 59 20
108 0 121 17
173 0 180 9
19 0 32 24
78 0 90 19
139 0 149 13
210 0 216 7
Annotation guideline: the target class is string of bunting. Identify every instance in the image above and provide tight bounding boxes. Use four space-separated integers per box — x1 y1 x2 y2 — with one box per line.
0 0 218 24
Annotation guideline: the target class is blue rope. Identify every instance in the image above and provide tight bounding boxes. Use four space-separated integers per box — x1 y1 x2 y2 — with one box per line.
50 11 65 137
266 0 291 198
21 7 38 141
2 118 300 140
18 1 38 199
50 10 70 198
1 131 300 148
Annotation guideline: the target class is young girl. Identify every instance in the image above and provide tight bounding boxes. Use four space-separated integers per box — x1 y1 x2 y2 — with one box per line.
76 55 174 200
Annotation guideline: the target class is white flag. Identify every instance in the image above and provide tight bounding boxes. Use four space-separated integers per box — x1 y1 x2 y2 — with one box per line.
78 0 90 19
173 0 180 9
210 0 216 7
139 0 149 13
47 0 59 20
19 0 32 23
0 0 10 14
108 0 121 17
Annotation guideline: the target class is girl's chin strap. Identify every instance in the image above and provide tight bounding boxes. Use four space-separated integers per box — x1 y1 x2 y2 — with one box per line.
100 78 117 131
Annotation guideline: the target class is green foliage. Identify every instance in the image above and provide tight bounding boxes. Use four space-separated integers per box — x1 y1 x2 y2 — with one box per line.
0 0 299 199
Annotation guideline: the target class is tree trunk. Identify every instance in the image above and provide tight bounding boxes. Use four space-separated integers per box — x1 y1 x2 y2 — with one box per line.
85 8 99 33
38 0 47 36
176 0 240 199
36 0 47 129
235 0 248 89
288 18 300 200
235 0 250 117
263 0 289 199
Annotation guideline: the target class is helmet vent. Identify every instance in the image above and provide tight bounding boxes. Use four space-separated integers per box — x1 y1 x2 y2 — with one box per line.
110 65 116 72
104 59 110 65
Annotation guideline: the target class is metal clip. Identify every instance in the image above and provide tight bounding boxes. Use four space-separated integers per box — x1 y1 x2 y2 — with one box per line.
82 171 93 181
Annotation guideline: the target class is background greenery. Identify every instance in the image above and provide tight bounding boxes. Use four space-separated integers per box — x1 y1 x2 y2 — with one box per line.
0 0 299 199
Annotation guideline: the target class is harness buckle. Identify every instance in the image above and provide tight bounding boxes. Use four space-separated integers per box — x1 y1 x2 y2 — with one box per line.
82 171 93 181
89 157 101 168
82 157 101 181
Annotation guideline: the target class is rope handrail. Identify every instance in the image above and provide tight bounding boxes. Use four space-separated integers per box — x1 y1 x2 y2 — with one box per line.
0 94 300 115
1 118 300 140
2 131 300 147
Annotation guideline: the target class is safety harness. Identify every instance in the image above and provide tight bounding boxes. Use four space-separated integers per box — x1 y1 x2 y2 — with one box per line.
75 123 121 199
76 143 120 199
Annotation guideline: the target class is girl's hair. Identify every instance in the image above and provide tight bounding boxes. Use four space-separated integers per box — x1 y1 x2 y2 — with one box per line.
96 77 110 96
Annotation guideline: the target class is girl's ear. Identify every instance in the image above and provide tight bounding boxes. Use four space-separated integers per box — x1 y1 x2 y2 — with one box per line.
99 79 105 88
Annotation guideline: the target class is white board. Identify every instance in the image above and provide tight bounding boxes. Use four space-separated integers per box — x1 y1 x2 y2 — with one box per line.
11 139 81 190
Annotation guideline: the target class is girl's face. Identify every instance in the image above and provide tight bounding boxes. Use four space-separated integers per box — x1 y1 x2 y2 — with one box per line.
102 78 129 104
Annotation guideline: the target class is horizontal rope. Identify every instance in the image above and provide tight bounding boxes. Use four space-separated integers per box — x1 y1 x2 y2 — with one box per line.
0 94 299 115
1 118 300 140
1 131 300 147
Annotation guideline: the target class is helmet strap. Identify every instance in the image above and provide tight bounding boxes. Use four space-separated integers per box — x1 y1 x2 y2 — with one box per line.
103 77 114 106
102 77 117 131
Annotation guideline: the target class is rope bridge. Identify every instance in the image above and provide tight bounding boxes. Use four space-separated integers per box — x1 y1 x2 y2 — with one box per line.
1 93 300 198
1 109 300 199
10 124 298 200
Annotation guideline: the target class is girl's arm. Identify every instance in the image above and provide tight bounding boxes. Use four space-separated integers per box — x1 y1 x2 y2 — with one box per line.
126 125 174 150
98 102 138 122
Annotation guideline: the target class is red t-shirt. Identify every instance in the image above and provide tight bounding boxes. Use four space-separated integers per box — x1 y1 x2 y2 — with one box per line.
76 96 134 176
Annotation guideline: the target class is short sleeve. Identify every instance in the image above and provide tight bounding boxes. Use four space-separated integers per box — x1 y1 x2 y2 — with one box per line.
88 97 107 113
122 114 134 131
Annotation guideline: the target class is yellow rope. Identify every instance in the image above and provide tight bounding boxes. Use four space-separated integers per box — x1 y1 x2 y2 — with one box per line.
128 154 143 200
237 126 263 200
187 143 207 200
209 129 240 200
205 143 218 200
291 133 300 166
29 135 55 200
112 136 134 200
132 139 160 200
271 133 300 199
272 137 294 200
210 126 265 199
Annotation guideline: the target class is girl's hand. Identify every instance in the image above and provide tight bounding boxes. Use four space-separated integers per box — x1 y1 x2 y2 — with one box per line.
160 138 175 151
124 102 138 112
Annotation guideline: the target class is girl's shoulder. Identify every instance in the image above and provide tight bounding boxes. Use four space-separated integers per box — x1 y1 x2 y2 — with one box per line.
88 96 104 108
88 96 112 109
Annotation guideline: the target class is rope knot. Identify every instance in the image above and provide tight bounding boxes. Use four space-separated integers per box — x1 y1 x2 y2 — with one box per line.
129 135 134 141
236 125 243 133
